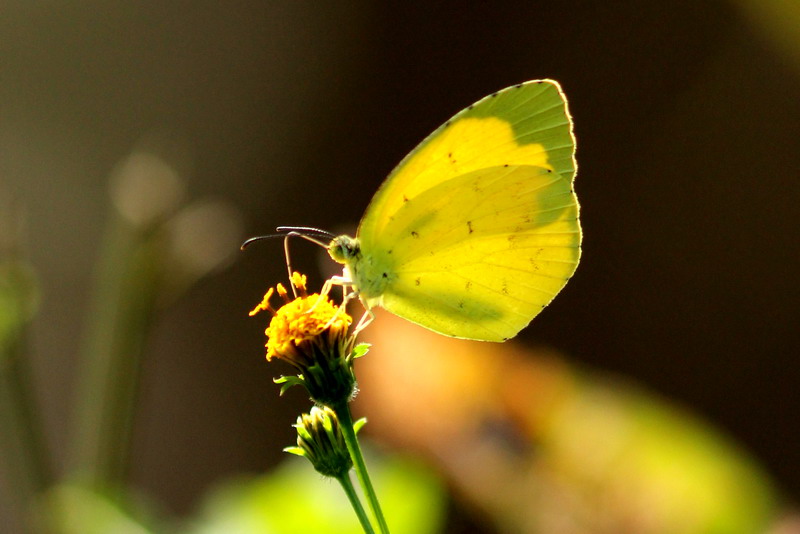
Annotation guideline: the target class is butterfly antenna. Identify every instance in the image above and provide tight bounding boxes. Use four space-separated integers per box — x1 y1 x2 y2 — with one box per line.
276 226 336 240
240 234 285 250
241 227 337 299
279 229 337 297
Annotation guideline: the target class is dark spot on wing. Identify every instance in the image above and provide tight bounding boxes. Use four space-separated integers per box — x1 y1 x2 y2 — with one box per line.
415 277 421 286
467 221 474 234
411 230 419 238
458 301 465 309
403 195 409 203
465 281 472 290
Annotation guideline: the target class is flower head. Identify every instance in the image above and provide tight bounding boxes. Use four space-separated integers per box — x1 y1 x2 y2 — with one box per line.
250 272 357 405
251 272 352 366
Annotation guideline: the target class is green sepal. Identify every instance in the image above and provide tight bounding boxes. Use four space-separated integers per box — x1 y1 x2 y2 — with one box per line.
283 446 305 457
294 423 313 442
274 375 305 396
302 358 356 406
351 343 371 359
353 417 368 434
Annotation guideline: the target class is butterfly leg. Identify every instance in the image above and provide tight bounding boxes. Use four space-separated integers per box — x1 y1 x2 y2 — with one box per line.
304 274 354 317
352 307 375 337
319 274 352 301
317 290 362 332
321 274 373 335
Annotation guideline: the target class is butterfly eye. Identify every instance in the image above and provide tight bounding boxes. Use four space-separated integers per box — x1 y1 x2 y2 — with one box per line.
327 235 359 264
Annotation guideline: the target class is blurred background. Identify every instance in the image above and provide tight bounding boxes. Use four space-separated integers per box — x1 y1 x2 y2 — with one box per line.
1 1 799 533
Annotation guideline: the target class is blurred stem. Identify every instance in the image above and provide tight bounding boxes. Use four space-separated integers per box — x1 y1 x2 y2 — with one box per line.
333 402 389 534
0 326 53 529
336 472 375 534
69 214 161 490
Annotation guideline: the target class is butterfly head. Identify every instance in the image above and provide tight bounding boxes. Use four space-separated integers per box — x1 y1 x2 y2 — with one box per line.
327 235 360 265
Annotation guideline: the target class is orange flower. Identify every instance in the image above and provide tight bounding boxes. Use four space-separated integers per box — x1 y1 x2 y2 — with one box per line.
250 272 357 404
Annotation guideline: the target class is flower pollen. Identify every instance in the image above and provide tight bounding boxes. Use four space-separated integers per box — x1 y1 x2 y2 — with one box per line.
249 287 276 317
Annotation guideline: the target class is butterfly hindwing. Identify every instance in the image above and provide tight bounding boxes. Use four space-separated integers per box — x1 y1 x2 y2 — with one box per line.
362 165 579 341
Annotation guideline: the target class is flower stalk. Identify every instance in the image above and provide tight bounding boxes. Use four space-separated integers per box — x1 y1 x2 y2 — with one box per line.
333 401 390 534
337 472 375 534
0 207 53 528
69 217 161 489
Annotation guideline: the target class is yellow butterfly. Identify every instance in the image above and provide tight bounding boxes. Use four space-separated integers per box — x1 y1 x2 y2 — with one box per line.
320 79 581 342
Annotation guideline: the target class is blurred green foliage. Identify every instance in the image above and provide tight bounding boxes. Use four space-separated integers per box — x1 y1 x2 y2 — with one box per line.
187 454 445 534
41 452 445 534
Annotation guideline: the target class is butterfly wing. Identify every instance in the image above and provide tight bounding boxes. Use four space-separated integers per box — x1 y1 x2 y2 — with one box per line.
353 80 580 341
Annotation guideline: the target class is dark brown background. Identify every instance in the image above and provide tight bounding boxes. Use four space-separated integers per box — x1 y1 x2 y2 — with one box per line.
2 0 798 529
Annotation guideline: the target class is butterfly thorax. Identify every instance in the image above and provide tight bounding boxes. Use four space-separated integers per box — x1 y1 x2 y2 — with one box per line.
327 234 393 302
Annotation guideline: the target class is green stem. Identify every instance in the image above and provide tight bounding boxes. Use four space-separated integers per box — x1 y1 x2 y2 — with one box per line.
0 329 53 533
336 473 375 534
333 403 390 534
69 216 160 490
6 328 53 490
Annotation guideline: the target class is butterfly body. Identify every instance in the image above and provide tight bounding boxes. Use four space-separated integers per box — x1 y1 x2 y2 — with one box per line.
328 80 581 342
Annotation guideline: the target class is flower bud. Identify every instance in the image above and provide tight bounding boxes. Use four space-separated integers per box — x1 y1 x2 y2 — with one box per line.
285 406 352 479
